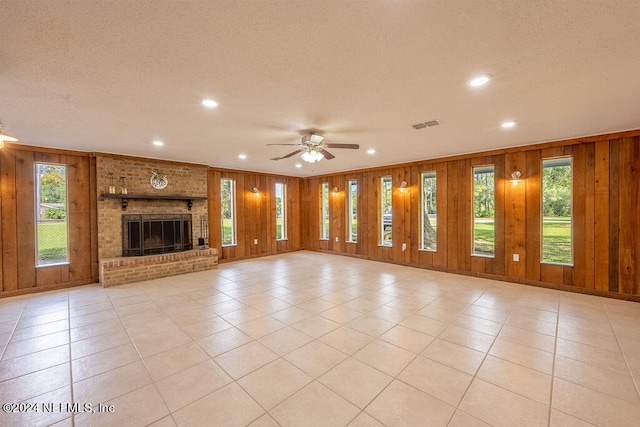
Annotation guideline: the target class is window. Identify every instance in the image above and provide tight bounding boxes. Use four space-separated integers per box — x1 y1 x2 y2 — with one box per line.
220 178 236 246
421 172 437 251
472 165 495 257
542 157 572 264
321 183 329 239
275 182 286 240
380 176 392 246
347 180 357 242
36 163 69 266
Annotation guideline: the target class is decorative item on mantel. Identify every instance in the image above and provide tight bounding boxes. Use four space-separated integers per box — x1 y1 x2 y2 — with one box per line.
105 172 116 194
119 176 128 194
150 171 168 189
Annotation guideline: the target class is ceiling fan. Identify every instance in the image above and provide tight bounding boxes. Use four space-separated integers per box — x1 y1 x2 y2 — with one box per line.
268 133 359 163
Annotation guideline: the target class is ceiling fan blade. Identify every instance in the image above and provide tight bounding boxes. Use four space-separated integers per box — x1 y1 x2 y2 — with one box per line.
271 148 304 160
281 148 305 159
325 143 359 149
266 143 300 146
319 149 336 160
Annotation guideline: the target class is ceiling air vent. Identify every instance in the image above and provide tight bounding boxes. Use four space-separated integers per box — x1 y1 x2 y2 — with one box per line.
412 120 440 130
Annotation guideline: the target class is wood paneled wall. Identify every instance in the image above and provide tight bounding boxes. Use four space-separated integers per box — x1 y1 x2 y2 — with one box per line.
208 168 303 262
1 130 637 298
0 145 97 297
301 131 640 299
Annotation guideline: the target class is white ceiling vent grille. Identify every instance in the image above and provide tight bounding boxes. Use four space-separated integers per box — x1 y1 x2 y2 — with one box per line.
412 120 440 129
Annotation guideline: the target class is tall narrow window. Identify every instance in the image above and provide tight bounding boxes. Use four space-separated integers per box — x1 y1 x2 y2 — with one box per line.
275 182 286 240
380 176 392 246
321 183 329 239
421 172 437 251
36 164 69 266
220 178 236 246
472 165 495 257
347 180 358 242
542 157 572 264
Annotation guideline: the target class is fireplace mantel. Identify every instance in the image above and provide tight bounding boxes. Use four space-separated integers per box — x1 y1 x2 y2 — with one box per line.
100 193 208 211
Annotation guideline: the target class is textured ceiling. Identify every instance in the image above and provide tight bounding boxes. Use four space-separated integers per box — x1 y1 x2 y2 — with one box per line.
2 1 640 176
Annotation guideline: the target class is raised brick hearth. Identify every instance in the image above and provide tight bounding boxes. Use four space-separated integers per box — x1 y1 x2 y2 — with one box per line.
99 248 218 287
96 154 214 287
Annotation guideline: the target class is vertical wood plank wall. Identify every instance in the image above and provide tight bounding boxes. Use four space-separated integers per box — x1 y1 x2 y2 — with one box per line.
1 130 638 298
301 132 640 299
0 146 96 296
208 168 303 262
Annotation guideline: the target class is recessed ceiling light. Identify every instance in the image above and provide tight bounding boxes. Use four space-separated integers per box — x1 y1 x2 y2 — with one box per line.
152 140 164 146
501 121 517 128
367 149 376 155
295 163 302 168
202 99 218 108
468 75 491 87
238 154 247 159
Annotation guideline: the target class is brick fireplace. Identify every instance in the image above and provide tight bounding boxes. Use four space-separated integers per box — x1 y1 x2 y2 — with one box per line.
96 154 217 287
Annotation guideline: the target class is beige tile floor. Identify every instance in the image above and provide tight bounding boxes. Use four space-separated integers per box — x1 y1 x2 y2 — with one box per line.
1 251 640 426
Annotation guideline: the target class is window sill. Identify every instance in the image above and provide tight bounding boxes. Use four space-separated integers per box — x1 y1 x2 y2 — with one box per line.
221 244 237 247
276 238 288 242
471 253 494 259
378 244 392 248
418 249 437 253
37 262 70 268
541 261 574 267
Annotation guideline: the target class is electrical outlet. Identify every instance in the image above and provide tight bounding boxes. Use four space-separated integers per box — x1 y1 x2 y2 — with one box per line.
254 239 258 245
335 237 339 242
513 253 519 262
402 243 407 251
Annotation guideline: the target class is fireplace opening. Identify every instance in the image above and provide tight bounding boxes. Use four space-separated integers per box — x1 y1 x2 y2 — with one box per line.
122 214 192 256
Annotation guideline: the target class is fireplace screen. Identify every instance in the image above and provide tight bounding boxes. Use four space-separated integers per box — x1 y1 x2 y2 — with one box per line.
122 214 192 256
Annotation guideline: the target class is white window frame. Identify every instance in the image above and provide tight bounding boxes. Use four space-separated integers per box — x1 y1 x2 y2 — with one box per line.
472 165 495 257
220 178 236 246
275 182 287 241
35 163 70 267
541 156 573 265
347 180 357 243
380 176 392 246
420 171 437 251
321 182 329 240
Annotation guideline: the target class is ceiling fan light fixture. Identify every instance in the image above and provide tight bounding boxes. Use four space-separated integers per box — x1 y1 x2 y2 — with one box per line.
301 149 324 163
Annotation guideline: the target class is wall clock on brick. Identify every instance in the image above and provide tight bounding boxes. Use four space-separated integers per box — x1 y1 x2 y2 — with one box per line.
150 171 168 189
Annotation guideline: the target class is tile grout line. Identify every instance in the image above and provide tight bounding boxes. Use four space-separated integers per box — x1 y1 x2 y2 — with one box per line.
136 285 195 425
547 302 560 427
66 292 76 427
445 285 511 426
350 290 491 426
0 298 28 361
602 299 640 401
